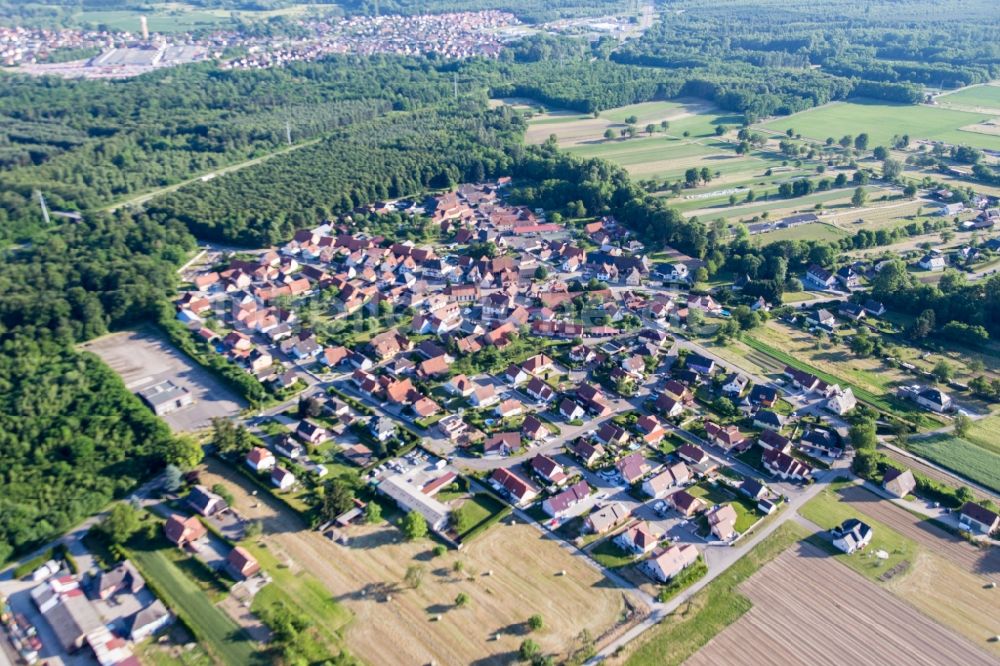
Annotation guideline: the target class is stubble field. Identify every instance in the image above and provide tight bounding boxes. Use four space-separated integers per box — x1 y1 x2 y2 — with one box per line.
201 460 637 665
685 541 997 666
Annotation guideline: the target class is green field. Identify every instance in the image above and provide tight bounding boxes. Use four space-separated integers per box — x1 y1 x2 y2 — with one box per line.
756 221 851 243
624 521 808 666
937 85 1000 111
126 546 257 666
759 99 1000 152
589 537 638 569
798 482 917 582
905 434 1000 494
961 414 1000 455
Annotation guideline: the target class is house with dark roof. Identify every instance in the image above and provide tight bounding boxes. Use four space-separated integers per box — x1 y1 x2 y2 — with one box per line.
685 353 715 375
805 264 835 290
669 490 706 517
186 485 227 517
542 480 590 518
567 437 605 467
530 454 569 486
748 385 779 408
616 452 653 484
959 502 1000 535
751 409 786 431
489 467 539 506
831 519 872 554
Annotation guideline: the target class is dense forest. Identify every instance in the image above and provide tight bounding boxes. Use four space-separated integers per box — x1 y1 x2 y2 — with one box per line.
0 56 459 242
0 211 195 562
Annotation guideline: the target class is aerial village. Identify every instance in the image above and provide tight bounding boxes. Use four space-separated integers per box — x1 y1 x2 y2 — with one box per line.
3 179 998 666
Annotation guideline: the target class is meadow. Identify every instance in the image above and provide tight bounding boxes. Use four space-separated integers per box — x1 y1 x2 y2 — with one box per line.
905 434 1000 495
758 99 1000 152
75 2 329 33
936 84 1000 112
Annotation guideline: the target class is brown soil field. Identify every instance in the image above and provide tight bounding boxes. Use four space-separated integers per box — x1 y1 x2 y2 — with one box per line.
836 485 1000 578
200 460 638 665
888 551 1000 656
685 542 996 666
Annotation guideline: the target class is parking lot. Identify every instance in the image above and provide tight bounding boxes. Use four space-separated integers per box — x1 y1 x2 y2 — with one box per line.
83 328 247 432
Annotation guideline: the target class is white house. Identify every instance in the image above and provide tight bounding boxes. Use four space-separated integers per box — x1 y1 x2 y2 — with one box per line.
826 386 857 415
271 467 296 490
246 447 275 472
831 519 872 554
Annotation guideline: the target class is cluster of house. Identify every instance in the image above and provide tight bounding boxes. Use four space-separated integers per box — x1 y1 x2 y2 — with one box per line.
163 485 264 581
25 562 170 666
220 11 516 70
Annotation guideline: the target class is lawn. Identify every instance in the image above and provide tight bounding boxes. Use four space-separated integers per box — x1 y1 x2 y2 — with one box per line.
588 537 638 569
904 434 1000 495
124 545 257 666
623 521 808 666
685 483 759 533
798 482 918 583
454 492 510 542
937 84 1000 111
758 98 1000 152
758 221 851 243
241 540 353 639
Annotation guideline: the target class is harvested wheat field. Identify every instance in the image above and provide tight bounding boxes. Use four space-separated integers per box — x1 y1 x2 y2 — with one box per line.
837 485 1000 578
888 551 1000 656
200 460 637 666
686 542 996 666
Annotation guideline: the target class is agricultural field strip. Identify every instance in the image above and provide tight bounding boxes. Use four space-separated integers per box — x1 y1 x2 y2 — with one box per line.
835 484 1000 577
685 541 996 666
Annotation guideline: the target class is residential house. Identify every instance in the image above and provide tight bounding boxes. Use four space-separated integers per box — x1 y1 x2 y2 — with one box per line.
369 416 397 442
246 447 275 473
919 253 947 271
642 544 699 582
271 467 296 490
489 467 539 506
95 562 144 601
655 393 685 418
542 480 590 518
275 436 305 460
186 486 226 517
739 478 769 501
882 469 916 498
636 414 666 444
530 454 569 486
616 522 659 555
296 420 329 446
706 504 738 541
805 264 836 290
721 373 749 397
831 519 873 554
522 414 548 442
503 363 530 386
470 383 500 408
704 421 751 452
642 462 690 499
576 383 611 415
839 302 866 322
584 502 631 534
437 414 468 442
495 398 524 419
559 398 586 421
762 449 813 481
445 374 476 397
129 600 172 642
596 422 630 447
685 353 716 375
669 490 706 517
751 410 785 432
226 547 261 580
368 329 411 360
748 385 779 408
525 376 555 403
800 428 842 458
959 502 1000 535
826 387 857 415
616 452 652 484
163 515 205 547
836 266 861 289
808 308 836 328
677 444 709 466
863 300 886 317
758 429 792 453
483 432 520 457
568 437 605 467
913 386 953 413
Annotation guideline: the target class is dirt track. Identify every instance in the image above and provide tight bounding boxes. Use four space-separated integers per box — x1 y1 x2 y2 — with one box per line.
836 485 1000 578
201 460 635 665
686 542 996 666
